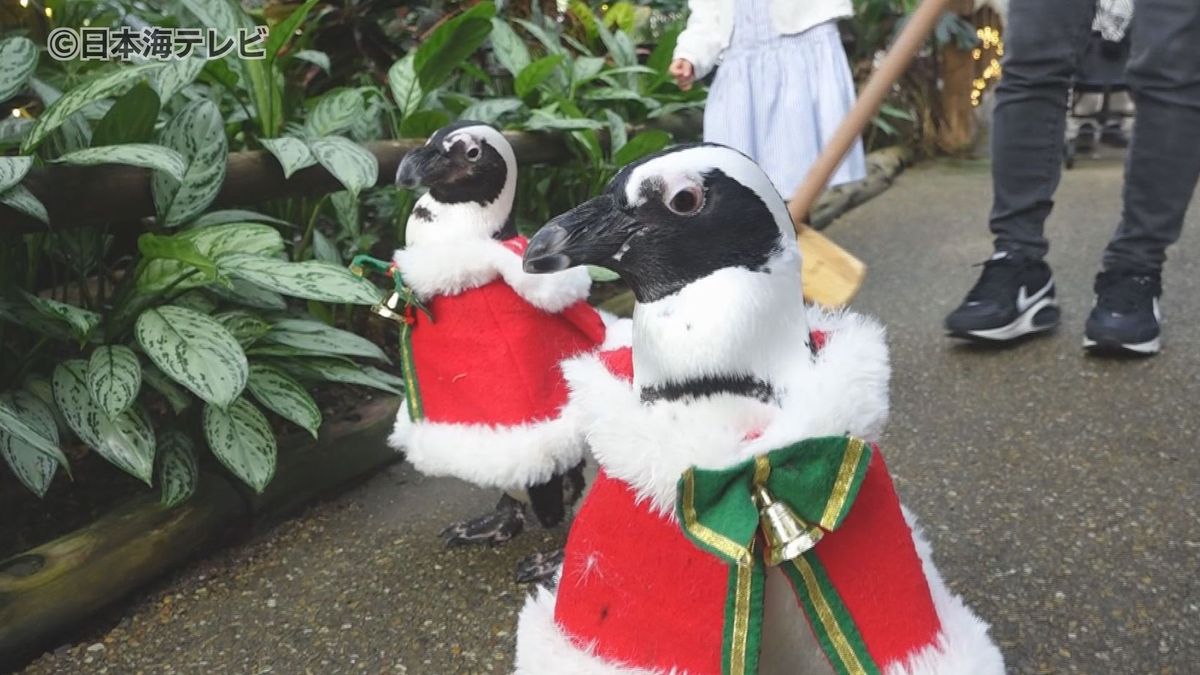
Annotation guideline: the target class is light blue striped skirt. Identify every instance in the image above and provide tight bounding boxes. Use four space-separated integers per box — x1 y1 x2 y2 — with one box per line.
704 21 867 198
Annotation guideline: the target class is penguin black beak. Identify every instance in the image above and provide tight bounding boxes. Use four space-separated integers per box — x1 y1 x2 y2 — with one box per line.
523 194 639 274
395 145 437 189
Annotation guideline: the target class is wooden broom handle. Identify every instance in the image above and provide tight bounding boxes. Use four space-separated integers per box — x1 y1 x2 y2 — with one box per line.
787 0 954 232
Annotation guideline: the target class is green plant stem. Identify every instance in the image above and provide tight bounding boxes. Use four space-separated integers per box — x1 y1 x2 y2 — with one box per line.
295 194 329 262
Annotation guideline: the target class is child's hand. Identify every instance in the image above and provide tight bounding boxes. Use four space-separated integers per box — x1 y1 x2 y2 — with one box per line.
669 58 695 91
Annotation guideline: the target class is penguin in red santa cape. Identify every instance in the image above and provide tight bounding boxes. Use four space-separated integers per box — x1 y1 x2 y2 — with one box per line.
389 122 619 583
514 144 1006 674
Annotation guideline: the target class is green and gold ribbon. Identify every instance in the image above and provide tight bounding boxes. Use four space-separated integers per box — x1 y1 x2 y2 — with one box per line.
350 255 429 422
675 436 879 675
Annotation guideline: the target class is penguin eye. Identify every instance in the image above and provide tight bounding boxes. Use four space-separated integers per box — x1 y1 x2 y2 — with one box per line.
666 186 704 216
465 145 482 162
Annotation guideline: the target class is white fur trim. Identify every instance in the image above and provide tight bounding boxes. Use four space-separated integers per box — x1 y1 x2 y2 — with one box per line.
389 405 586 491
599 315 633 350
887 509 1007 675
514 587 674 675
392 238 591 312
562 304 890 516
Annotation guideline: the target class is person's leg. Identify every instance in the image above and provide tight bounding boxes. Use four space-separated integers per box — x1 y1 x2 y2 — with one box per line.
989 0 1096 258
1101 0 1200 274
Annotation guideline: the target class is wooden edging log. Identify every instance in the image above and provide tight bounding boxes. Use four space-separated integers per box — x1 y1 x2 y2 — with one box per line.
0 396 401 669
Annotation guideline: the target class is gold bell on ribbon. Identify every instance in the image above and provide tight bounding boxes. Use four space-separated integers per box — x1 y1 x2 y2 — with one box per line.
752 484 824 566
371 291 407 324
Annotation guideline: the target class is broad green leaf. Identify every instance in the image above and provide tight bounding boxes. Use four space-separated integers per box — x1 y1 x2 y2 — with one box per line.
614 129 671 166
524 110 604 131
248 345 358 363
158 430 199 506
135 305 248 408
53 361 156 484
87 345 142 418
0 156 33 193
514 19 566 57
203 398 276 493
91 83 160 146
153 99 228 227
292 49 331 73
55 144 186 182
180 0 249 37
398 109 451 138
247 363 321 438
266 0 320 61
22 292 100 339
304 88 364 137
516 55 564 99
0 389 66 467
0 37 38 103
143 365 192 415
208 277 287 310
388 54 424 120
137 232 219 284
150 57 206 103
584 86 659 107
139 223 284 293
283 357 402 394
646 22 683 82
489 19 531 77
27 78 92 154
193 209 295 228
311 230 340 265
262 136 317 179
22 64 160 154
1 185 49 224
460 98 523 125
0 117 32 148
264 318 388 361
172 290 219 314
595 17 636 69
0 391 63 497
330 190 359 238
219 253 383 305
602 109 628 156
306 136 378 199
362 366 406 393
572 56 606 85
215 310 272 347
413 2 496 90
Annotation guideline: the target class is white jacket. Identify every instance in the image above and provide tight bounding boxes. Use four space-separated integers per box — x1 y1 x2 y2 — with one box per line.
673 0 854 80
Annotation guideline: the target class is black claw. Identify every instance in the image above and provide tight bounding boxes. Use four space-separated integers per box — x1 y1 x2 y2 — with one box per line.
515 548 565 586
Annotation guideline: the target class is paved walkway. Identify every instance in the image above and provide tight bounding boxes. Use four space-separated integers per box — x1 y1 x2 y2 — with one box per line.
19 158 1200 674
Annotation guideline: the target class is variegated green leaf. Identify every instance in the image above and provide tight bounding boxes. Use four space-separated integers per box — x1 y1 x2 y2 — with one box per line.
171 290 219 315
22 292 100 339
135 305 248 408
53 361 156 484
247 364 321 438
602 109 628 156
0 184 48 224
304 88 365 137
284 357 402 394
0 156 33 193
193 209 295 229
218 253 383 305
261 136 317 180
516 55 564 99
311 230 340 265
208 277 287 310
572 56 607 84
0 37 38 103
0 391 63 497
0 389 66 466
306 136 378 199
330 191 359 238
143 365 192 415
139 223 284 293
158 430 199 507
489 19 531 77
153 99 228 227
22 63 160 154
387 53 424 120
292 49 331 73
179 0 248 37
215 310 272 347
87 345 142 418
151 56 206 103
460 98 524 126
264 318 388 362
203 398 276 493
54 144 186 182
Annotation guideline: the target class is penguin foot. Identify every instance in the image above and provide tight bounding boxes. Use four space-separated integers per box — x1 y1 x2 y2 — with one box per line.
439 497 526 547
514 548 564 586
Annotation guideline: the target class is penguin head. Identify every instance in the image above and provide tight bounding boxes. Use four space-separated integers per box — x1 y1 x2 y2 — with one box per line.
524 143 798 303
395 121 517 240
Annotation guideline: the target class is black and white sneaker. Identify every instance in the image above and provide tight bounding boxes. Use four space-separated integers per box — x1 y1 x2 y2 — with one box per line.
1083 271 1162 355
945 252 1060 342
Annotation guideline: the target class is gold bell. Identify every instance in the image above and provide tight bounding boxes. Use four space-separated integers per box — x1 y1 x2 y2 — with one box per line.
753 484 823 566
371 291 407 324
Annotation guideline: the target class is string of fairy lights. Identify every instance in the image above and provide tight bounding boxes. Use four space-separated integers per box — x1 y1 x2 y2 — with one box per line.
970 24 1003 108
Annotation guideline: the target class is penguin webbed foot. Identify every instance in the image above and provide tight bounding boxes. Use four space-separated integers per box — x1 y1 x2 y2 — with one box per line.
514 548 564 586
439 494 526 547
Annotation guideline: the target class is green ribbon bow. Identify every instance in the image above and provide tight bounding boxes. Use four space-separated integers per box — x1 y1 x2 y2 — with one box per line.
675 436 880 675
349 255 429 422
